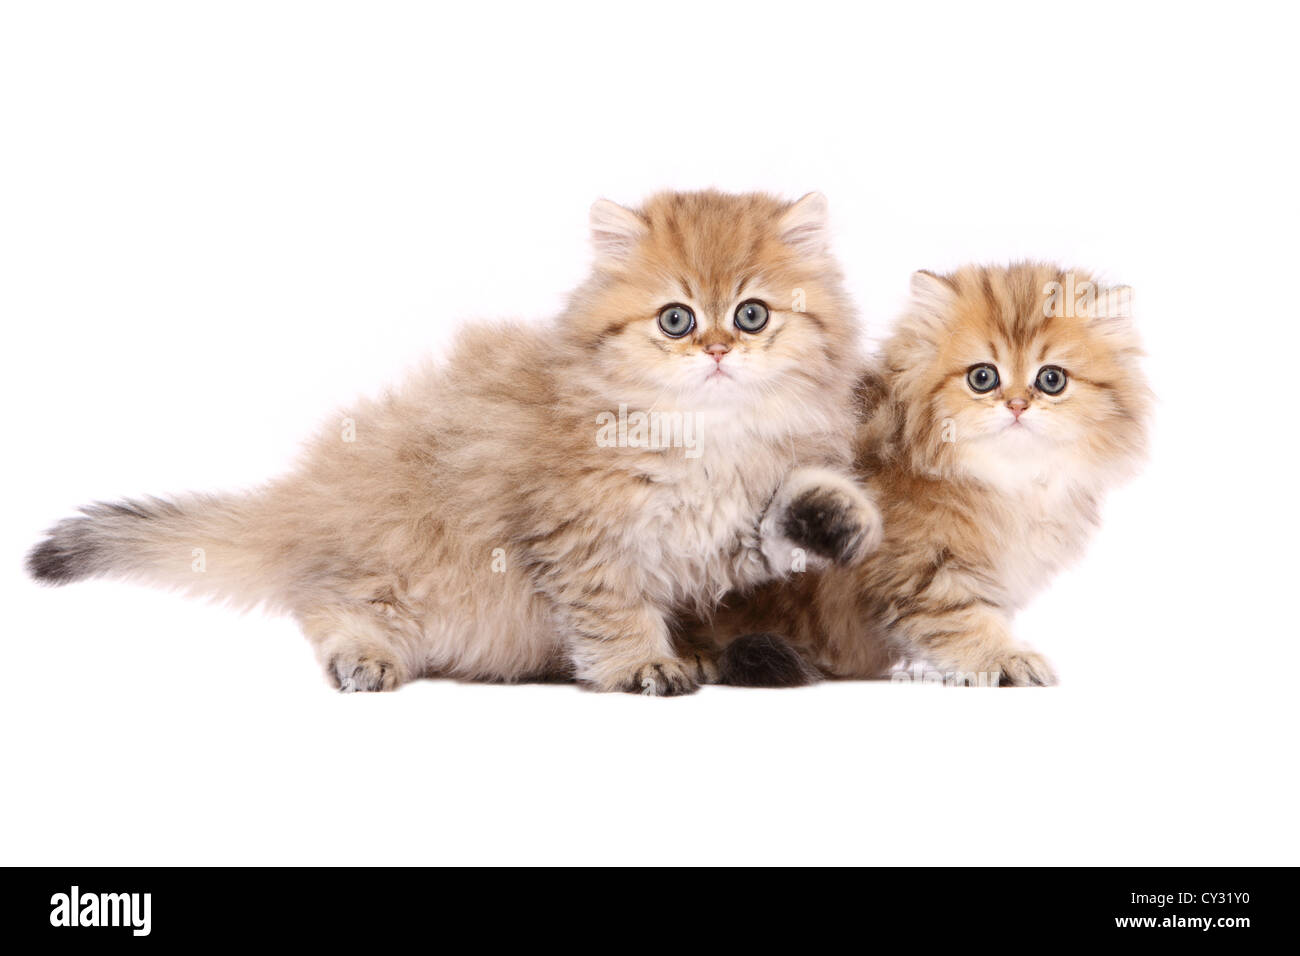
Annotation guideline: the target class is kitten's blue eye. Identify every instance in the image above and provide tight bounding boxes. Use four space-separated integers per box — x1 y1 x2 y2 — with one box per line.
1036 365 1067 395
657 304 695 338
966 364 999 393
734 299 770 333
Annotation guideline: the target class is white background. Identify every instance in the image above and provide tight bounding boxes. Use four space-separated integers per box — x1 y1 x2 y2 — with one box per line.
2 1 1297 865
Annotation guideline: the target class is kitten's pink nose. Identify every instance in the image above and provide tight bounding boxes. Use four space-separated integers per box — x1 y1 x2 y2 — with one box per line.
1007 398 1029 419
705 343 730 364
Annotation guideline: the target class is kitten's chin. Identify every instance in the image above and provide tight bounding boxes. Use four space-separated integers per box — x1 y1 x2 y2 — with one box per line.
687 371 752 406
996 421 1045 444
957 429 1058 489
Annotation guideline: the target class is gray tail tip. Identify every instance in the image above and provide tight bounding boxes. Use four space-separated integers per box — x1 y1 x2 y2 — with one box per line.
26 527 97 585
717 633 821 688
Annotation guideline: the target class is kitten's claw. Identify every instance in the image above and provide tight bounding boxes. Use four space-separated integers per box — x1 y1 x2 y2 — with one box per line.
329 655 400 692
992 650 1058 687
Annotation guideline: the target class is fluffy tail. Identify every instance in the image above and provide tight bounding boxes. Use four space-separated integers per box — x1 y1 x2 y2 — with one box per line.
716 633 822 688
26 494 294 611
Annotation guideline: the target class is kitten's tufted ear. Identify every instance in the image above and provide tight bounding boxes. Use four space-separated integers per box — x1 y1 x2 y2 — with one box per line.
589 198 647 267
778 191 831 256
908 269 957 324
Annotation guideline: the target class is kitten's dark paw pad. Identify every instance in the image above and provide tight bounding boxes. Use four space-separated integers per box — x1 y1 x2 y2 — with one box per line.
779 486 882 565
993 651 1058 687
329 656 400 692
717 633 821 688
616 659 701 696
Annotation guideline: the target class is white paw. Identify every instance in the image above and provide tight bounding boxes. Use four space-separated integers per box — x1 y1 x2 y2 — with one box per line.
992 649 1058 687
328 655 400 692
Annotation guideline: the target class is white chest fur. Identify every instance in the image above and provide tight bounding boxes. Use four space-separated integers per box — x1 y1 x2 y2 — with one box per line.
626 441 791 609
991 475 1100 609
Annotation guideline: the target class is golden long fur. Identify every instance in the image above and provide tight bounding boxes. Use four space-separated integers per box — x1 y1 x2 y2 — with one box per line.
705 263 1152 686
27 190 881 695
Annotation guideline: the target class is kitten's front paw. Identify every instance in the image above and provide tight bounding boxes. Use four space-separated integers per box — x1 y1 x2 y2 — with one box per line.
593 658 701 696
991 649 1058 687
328 654 401 692
767 469 882 567
684 651 720 686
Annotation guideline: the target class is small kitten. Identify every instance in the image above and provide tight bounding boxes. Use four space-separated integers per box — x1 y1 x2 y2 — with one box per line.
709 262 1151 686
28 191 881 695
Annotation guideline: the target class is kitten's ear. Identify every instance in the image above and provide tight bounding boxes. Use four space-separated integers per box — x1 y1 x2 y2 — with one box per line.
778 191 830 256
589 199 647 267
908 269 957 324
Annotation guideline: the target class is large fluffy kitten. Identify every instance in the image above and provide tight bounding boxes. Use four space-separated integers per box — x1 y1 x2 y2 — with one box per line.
710 262 1151 686
28 190 880 695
